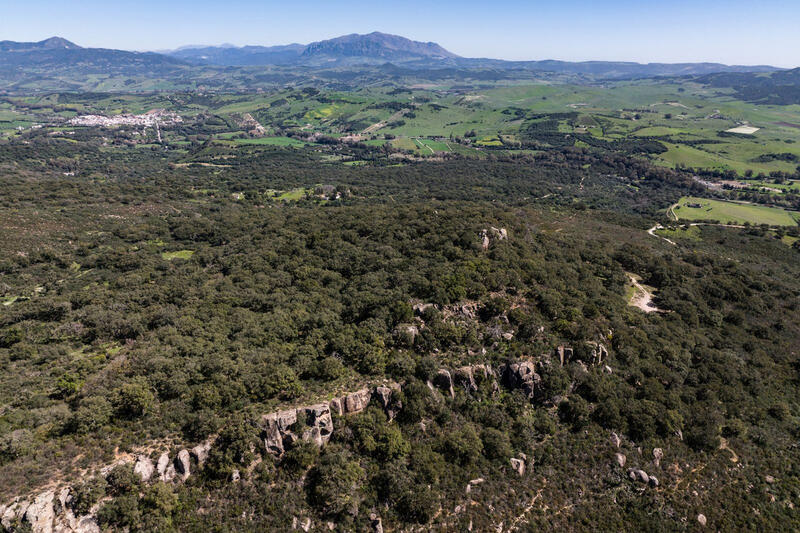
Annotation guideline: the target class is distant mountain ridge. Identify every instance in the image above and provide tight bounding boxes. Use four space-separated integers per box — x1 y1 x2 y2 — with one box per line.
0 37 81 52
0 33 788 92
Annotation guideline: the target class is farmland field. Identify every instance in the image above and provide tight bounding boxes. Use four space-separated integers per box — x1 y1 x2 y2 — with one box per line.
672 196 800 226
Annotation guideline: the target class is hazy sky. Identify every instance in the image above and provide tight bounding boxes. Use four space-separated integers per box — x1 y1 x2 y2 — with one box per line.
2 0 798 67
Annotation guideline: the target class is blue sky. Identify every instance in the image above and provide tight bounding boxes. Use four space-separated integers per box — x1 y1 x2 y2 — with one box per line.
2 0 798 66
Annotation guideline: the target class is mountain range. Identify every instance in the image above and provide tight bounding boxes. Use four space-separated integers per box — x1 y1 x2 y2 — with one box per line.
0 33 789 92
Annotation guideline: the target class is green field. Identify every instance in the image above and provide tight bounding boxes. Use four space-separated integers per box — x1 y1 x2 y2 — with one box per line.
161 250 195 260
673 197 800 226
233 136 308 147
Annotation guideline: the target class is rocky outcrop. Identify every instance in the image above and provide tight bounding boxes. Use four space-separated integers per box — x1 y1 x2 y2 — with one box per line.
652 448 663 468
454 366 478 393
615 453 627 468
501 361 541 400
510 456 526 476
627 468 658 487
480 227 508 250
175 449 191 481
557 345 573 367
133 454 154 482
433 369 455 398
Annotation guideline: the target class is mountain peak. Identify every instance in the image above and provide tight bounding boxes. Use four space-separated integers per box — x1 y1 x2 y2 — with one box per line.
302 32 459 62
0 36 81 52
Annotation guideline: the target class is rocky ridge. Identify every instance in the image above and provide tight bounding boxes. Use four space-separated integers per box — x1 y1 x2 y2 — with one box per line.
1 341 612 532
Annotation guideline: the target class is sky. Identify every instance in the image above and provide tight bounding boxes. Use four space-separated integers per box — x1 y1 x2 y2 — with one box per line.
2 0 798 67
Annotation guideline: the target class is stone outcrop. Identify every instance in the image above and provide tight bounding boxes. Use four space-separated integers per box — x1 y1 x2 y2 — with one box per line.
615 453 627 468
1 347 595 533
557 345 573 367
433 369 455 398
502 361 541 400
175 449 191 481
133 454 155 482
479 227 508 250
510 455 526 476
652 448 663 468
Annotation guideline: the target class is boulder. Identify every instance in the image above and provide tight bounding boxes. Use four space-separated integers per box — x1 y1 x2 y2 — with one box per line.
25 490 55 533
263 421 285 456
191 440 213 467
628 468 649 484
697 514 707 526
610 432 621 448
374 386 392 409
133 455 155 482
231 469 241 483
510 457 525 476
615 453 627 468
175 449 191 481
653 448 663 468
156 452 170 480
502 361 540 400
433 369 455 398
649 476 659 488
343 389 371 414
370 513 384 533
454 366 478 393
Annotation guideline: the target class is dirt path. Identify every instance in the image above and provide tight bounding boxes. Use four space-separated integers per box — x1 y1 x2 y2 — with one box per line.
628 273 662 313
362 108 409 135
647 224 677 246
414 138 434 154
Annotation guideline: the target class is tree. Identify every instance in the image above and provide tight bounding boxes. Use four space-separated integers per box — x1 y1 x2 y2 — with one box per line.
306 448 365 517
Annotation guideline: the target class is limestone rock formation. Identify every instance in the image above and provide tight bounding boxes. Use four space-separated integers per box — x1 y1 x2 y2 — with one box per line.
133 454 155 482
433 369 455 398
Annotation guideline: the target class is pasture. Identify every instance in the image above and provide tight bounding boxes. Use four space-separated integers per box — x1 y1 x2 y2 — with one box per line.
673 196 800 226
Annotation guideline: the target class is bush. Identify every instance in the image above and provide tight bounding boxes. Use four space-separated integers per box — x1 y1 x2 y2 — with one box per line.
113 378 155 419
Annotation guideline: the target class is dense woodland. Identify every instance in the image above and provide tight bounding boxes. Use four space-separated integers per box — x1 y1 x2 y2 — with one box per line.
1 133 799 531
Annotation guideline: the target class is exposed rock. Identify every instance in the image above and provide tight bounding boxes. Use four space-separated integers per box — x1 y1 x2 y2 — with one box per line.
502 361 541 400
174 449 191 481
343 389 371 414
510 457 525 476
370 512 384 533
454 366 478 393
653 448 663 468
301 404 334 447
491 227 508 240
433 369 455 398
374 386 392 409
615 453 627 468
373 386 400 420
25 490 55 533
765 475 776 484
603 365 613 374
231 469 241 483
191 440 213 467
628 468 650 484
649 476 659 488
2 500 29 531
262 420 285 455
164 464 177 483
697 514 707 526
557 345 573 366
412 303 436 316
329 397 344 416
156 452 170 479
610 432 621 448
133 455 155 482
